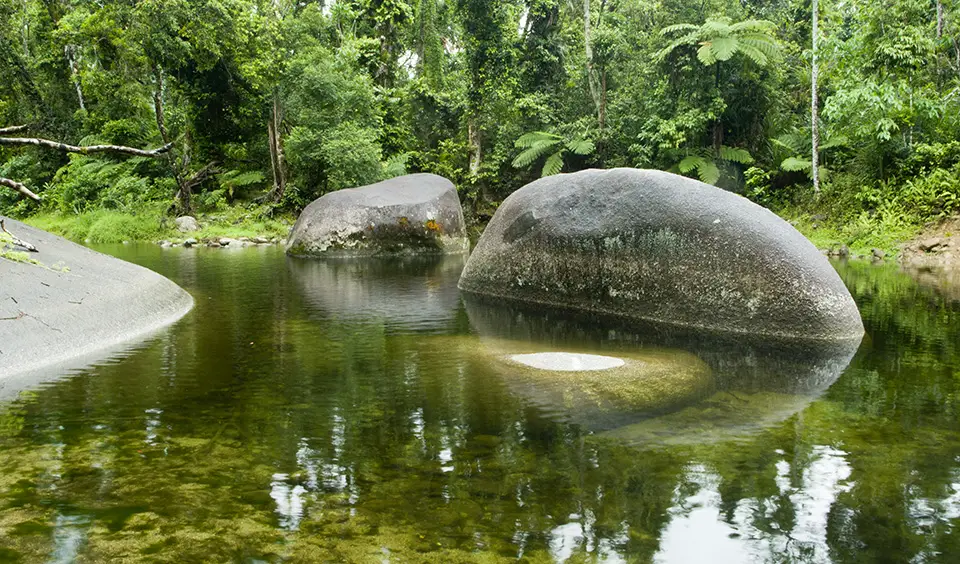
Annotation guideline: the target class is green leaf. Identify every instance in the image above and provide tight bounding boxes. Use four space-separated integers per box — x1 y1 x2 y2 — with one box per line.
542 152 564 177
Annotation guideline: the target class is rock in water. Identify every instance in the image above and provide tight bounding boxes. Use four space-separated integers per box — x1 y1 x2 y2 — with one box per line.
286 173 470 257
458 168 864 341
0 216 193 384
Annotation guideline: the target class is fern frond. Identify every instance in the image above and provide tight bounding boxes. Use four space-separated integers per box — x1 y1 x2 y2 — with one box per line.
512 144 554 168
678 155 706 174
698 161 721 185
659 23 698 36
730 19 776 33
515 131 560 148
542 152 564 176
565 139 596 155
709 36 738 61
719 146 754 164
781 157 812 172
697 43 717 65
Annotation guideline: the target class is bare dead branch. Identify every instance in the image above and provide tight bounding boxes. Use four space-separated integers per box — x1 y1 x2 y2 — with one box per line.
0 125 29 135
1 219 39 252
0 177 41 201
0 137 174 158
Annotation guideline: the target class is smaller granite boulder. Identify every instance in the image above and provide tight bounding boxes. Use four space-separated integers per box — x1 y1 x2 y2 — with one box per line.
286 174 469 258
175 216 199 232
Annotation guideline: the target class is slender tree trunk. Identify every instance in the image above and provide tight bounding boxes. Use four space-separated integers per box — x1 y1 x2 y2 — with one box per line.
268 92 287 202
938 1 944 38
468 118 481 175
584 0 602 128
64 45 85 111
152 65 170 144
812 0 821 197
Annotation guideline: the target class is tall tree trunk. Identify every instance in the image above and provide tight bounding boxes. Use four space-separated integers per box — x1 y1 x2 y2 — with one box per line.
811 0 821 197
468 118 481 175
268 92 287 202
584 0 602 128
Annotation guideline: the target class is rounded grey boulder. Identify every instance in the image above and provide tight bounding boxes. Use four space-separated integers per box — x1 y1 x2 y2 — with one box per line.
1 217 193 382
459 168 864 341
286 173 469 258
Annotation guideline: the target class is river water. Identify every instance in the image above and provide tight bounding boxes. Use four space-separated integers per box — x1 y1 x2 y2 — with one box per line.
1 246 959 563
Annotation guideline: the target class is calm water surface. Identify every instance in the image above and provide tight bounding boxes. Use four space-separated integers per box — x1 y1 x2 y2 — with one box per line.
1 246 959 563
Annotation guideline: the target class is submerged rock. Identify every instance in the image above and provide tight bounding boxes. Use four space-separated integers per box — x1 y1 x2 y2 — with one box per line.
462 295 860 437
0 216 193 382
459 168 864 341
286 173 470 258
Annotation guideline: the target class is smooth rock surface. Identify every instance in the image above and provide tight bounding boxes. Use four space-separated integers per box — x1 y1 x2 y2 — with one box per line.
459 168 864 341
0 217 193 381
175 216 199 232
286 173 469 257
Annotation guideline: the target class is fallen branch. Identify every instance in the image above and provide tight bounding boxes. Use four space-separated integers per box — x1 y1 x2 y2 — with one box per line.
1 219 39 252
0 125 29 135
0 177 41 201
0 137 174 158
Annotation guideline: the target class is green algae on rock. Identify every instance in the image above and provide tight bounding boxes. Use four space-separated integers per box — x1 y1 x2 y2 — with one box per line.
286 173 470 258
459 168 864 341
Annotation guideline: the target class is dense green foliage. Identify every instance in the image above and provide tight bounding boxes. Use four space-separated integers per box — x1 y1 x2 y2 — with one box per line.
1 0 959 245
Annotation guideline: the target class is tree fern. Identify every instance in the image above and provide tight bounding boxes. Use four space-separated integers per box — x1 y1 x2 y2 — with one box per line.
512 131 594 177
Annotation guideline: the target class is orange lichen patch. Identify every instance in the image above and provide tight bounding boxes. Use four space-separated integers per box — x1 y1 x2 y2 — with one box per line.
424 220 441 232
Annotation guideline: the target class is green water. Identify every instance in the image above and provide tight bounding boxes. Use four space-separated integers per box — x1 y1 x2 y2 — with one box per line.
1 247 959 563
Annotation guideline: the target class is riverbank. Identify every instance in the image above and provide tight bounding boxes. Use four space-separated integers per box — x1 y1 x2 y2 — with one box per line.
12 206 960 269
22 207 294 246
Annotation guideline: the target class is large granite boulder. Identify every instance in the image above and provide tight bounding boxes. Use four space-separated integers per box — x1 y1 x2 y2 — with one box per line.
286 173 470 258
459 168 864 341
0 217 193 383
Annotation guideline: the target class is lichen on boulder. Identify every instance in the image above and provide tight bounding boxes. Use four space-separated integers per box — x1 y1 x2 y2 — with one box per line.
459 168 864 341
286 173 469 258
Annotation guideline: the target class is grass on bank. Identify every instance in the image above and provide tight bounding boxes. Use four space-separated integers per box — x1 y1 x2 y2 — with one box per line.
24 205 294 244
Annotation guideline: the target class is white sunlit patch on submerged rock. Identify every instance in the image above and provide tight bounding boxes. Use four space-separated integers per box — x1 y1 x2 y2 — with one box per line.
508 352 626 372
